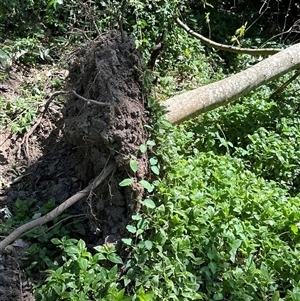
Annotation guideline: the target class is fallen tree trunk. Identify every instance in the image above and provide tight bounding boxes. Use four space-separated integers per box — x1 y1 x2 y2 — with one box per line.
163 42 300 124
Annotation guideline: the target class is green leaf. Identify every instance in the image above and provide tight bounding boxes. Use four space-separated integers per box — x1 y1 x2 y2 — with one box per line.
107 253 123 264
132 213 142 220
51 238 61 245
140 198 156 209
144 240 153 250
108 265 118 280
139 180 154 193
93 253 106 261
130 158 138 173
208 261 217 274
291 224 299 234
150 165 160 175
126 225 137 234
213 292 223 300
136 287 155 301
147 98 155 108
146 140 156 146
78 258 88 271
149 157 158 165
122 238 132 246
229 239 242 263
119 178 133 186
77 239 86 251
64 246 80 255
271 291 280 301
140 144 147 153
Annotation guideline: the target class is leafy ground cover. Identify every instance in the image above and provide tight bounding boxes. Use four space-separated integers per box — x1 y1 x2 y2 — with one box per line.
1 1 300 300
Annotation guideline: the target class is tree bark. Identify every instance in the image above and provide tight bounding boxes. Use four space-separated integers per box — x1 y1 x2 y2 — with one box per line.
162 43 300 124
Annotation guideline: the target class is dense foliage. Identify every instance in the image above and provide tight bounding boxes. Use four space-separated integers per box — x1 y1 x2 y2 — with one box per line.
2 0 300 300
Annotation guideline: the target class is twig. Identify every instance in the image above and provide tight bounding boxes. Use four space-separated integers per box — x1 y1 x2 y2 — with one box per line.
30 214 86 239
0 162 116 254
271 68 300 98
176 17 281 55
72 90 111 106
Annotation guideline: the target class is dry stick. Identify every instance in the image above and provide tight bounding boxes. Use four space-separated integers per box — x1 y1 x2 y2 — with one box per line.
0 162 116 254
175 17 281 56
72 90 111 106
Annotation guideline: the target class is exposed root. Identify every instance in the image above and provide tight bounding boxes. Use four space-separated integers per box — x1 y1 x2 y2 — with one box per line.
0 162 116 254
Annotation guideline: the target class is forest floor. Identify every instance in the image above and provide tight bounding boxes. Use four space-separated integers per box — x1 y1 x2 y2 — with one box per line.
0 30 148 300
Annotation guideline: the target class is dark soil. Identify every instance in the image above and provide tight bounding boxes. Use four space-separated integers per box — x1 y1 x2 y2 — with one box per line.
0 30 148 300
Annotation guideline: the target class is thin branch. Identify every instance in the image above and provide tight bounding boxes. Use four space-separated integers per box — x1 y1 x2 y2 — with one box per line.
72 90 111 106
0 162 116 254
271 68 300 98
176 18 281 55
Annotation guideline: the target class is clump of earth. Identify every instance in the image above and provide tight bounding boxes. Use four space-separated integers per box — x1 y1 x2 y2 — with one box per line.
64 29 149 240
0 30 149 300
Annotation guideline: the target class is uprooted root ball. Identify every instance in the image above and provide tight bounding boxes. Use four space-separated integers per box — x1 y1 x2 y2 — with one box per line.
64 30 149 242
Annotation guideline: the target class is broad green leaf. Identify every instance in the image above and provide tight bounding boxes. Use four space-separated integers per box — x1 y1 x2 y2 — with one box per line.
144 240 153 250
78 258 88 271
140 144 147 153
119 178 133 186
126 225 137 234
122 238 132 246
108 265 118 280
208 261 217 274
64 245 80 255
107 253 123 264
51 238 61 245
132 213 142 220
271 291 280 301
146 140 156 146
139 180 154 192
291 224 298 234
229 239 242 263
149 157 158 165
213 292 224 300
93 253 106 261
141 198 156 209
130 158 138 173
77 239 86 251
150 165 160 175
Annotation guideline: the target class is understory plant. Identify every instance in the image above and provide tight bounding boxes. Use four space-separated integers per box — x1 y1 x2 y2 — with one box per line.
35 89 300 300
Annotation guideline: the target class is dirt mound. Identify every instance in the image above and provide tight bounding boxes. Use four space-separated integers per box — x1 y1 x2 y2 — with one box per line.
0 30 149 300
64 30 149 240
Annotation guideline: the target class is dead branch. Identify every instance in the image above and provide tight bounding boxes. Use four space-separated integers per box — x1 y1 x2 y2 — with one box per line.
176 17 281 55
0 162 116 254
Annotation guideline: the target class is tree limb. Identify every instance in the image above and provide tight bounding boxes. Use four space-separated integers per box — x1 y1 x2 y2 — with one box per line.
163 42 300 123
0 162 116 254
176 17 281 56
